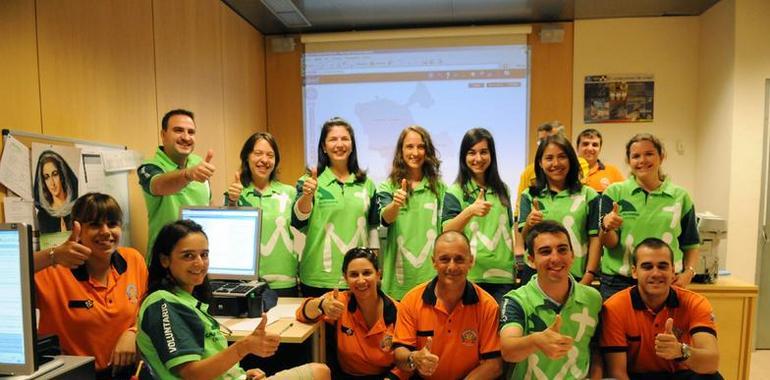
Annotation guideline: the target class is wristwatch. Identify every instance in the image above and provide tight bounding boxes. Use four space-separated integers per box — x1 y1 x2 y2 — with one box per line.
678 342 692 361
684 266 696 276
406 351 416 370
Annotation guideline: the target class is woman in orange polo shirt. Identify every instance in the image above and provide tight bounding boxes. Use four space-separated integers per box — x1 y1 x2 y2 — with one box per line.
33 192 147 378
297 248 405 379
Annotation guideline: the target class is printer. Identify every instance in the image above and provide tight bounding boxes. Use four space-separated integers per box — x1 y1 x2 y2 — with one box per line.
694 212 727 283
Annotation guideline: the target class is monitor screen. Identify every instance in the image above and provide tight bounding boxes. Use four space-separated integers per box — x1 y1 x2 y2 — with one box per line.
0 223 37 375
180 207 262 281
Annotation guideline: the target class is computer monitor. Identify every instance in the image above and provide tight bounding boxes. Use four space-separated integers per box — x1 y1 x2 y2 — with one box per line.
180 207 262 281
0 223 37 376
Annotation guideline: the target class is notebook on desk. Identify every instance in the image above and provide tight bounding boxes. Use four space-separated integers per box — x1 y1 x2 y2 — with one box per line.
180 207 267 314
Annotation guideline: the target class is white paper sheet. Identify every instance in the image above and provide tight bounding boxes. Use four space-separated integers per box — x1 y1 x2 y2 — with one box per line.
0 136 33 201
3 196 36 227
102 149 142 172
81 153 106 193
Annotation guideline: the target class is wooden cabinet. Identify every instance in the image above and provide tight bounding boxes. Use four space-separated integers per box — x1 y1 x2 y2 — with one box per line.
689 277 757 380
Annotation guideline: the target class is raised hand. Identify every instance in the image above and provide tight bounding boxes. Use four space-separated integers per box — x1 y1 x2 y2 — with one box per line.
602 202 623 231
392 178 409 208
302 167 318 197
52 221 92 268
469 189 492 217
248 314 280 358
188 149 216 182
655 318 682 360
321 288 344 320
227 171 243 205
414 337 439 376
535 315 574 359
526 198 544 228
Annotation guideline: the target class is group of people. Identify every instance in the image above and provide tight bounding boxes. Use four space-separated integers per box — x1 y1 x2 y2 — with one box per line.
27 108 720 379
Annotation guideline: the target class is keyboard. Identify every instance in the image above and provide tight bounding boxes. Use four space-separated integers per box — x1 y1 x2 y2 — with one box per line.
212 281 265 297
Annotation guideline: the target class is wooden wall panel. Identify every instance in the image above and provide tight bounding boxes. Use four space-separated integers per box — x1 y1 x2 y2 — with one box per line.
221 3 267 185
153 0 227 204
36 0 157 150
527 22 574 161
265 37 305 184
0 0 41 133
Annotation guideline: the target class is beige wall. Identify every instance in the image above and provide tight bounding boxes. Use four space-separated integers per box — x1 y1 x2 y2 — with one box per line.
0 0 267 255
697 0 734 271
726 0 770 282
572 17 701 194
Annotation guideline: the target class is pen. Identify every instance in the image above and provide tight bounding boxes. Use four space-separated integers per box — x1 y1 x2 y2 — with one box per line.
278 322 294 335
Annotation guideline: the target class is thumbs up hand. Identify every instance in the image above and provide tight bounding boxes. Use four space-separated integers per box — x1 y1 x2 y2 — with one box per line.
50 221 92 268
227 171 244 205
535 315 574 359
320 288 345 321
469 188 493 217
655 318 683 360
413 337 439 376
247 314 280 358
393 179 409 208
188 149 216 182
301 167 319 198
526 198 545 229
602 202 623 232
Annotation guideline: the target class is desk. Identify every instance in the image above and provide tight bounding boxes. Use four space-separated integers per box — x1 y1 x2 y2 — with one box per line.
215 298 325 362
1 356 94 380
688 277 757 380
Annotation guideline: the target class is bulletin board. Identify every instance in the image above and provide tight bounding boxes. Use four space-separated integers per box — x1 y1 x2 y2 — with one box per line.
0 129 139 249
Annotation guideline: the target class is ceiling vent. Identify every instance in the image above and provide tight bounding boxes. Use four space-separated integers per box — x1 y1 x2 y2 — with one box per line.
260 0 312 28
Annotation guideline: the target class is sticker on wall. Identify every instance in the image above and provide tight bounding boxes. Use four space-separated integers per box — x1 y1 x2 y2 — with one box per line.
584 74 654 123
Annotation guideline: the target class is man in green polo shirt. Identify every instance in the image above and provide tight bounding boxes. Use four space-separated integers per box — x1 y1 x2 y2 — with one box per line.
500 220 602 380
138 109 213 260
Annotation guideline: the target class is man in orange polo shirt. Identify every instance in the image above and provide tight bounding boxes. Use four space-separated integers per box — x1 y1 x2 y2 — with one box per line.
575 128 624 193
601 238 722 379
392 231 502 379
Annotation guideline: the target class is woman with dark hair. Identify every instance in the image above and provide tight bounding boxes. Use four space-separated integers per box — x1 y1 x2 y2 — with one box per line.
599 133 700 299
33 192 146 378
226 132 299 296
518 134 601 286
377 125 445 300
442 128 514 303
296 248 404 379
137 220 329 380
292 117 378 297
34 150 79 234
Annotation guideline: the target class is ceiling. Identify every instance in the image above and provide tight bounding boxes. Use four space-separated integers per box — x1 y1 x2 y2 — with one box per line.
223 0 721 35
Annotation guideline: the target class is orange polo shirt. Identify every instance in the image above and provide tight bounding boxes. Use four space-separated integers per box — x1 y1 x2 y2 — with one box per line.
600 286 717 374
393 278 501 379
297 289 405 379
35 247 147 370
584 160 624 193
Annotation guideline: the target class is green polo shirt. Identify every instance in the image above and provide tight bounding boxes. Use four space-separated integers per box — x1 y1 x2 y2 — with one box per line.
137 289 243 380
600 177 700 277
518 185 600 278
442 181 515 285
377 178 445 300
138 147 210 262
500 275 602 380
228 181 298 289
291 168 378 288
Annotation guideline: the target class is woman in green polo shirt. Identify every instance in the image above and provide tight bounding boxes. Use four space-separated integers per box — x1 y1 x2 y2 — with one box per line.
292 117 379 297
137 220 329 380
442 128 514 303
598 133 700 299
518 134 601 285
377 126 445 300
227 132 299 297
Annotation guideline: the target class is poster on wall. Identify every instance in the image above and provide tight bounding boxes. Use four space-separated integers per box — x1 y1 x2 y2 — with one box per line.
584 74 654 123
31 143 82 249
